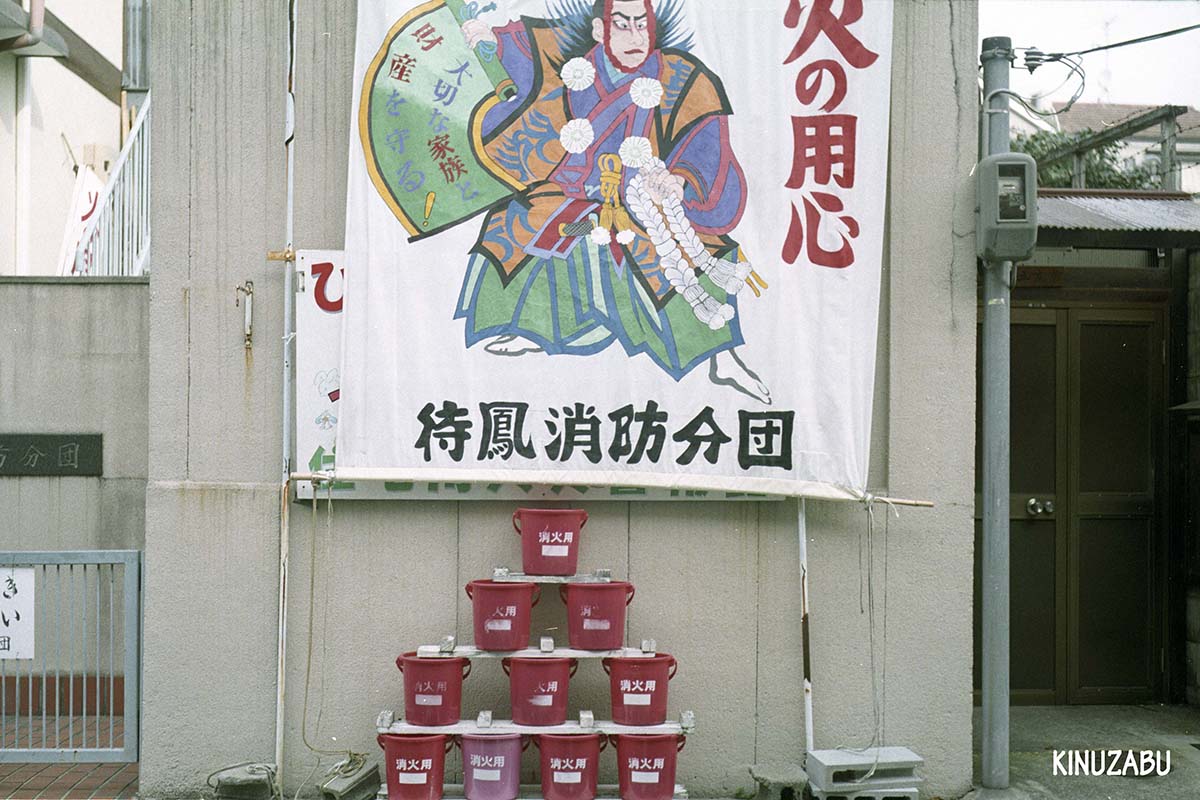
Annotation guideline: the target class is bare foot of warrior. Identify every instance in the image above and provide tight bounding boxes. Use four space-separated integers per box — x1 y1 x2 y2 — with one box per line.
710 349 772 405
484 335 545 356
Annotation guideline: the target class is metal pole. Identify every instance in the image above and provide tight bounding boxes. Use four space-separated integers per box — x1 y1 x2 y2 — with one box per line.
798 499 814 755
980 35 1012 792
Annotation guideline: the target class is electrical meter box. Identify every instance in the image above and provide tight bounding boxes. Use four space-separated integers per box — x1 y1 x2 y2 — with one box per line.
976 153 1038 262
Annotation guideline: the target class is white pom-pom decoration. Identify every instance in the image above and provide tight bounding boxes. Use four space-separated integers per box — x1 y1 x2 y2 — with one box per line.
630 77 664 109
590 227 613 246
615 229 637 245
560 57 597 91
558 118 595 154
618 137 654 169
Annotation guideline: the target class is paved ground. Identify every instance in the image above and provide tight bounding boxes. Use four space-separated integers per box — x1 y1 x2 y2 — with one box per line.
0 763 137 800
0 715 135 800
967 704 1200 800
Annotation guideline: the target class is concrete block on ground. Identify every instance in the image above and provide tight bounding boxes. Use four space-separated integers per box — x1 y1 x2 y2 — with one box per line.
805 748 922 792
749 762 808 800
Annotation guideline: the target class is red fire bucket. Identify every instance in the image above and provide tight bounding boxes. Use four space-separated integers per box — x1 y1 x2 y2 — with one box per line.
466 580 541 651
378 733 453 800
395 652 472 726
503 657 578 725
513 508 588 576
612 734 686 800
602 654 677 725
535 733 607 800
560 582 635 650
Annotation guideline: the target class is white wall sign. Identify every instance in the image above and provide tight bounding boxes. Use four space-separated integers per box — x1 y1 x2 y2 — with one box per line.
0 568 35 660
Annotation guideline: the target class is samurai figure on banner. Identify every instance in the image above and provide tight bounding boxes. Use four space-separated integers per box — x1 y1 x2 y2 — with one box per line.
361 0 772 403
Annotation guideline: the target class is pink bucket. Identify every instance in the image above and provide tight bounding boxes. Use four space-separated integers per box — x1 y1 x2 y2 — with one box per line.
378 734 453 800
458 734 527 800
503 657 578 725
513 508 588 576
602 654 677 725
560 582 635 650
466 580 541 651
612 734 686 800
536 734 608 800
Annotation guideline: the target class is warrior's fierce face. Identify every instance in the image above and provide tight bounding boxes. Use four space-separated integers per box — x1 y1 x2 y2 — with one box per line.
592 0 656 73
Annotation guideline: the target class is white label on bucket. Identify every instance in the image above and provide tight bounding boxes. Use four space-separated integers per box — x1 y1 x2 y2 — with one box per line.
553 772 582 784
631 772 661 784
485 619 513 631
582 619 611 631
623 693 653 706
414 694 443 706
541 545 570 557
472 769 502 782
397 774 429 785
529 694 555 707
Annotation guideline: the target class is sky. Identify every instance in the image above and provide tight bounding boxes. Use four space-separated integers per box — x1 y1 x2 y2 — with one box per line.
978 0 1200 110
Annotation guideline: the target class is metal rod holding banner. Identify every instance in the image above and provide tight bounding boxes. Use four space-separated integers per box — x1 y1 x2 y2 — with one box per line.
980 35 1012 793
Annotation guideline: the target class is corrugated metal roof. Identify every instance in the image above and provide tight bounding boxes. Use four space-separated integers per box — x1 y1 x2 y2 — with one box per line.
1038 194 1200 232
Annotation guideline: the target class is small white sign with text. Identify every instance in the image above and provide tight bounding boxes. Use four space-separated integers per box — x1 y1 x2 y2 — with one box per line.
0 568 34 660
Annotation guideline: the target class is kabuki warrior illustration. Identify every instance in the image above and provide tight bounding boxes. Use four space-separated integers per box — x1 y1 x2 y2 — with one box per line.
361 0 772 403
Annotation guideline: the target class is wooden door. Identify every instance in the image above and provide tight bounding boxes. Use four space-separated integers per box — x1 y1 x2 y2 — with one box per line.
974 305 1164 704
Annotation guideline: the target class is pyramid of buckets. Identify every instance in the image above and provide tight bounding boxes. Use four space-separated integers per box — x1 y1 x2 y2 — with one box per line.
377 508 688 800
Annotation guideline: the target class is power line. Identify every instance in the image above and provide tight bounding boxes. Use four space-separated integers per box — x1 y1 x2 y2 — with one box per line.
1056 21 1200 58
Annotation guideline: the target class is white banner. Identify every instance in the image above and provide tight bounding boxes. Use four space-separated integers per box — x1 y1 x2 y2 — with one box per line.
0 568 35 660
338 0 892 498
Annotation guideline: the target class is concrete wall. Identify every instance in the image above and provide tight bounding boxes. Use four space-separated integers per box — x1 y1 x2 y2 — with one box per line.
0 278 148 550
145 2 977 798
0 0 123 276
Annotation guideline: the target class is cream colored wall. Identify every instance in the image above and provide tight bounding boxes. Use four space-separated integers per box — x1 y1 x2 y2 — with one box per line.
0 0 122 276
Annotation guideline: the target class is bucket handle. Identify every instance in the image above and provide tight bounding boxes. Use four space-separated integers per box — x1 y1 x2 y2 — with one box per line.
677 734 687 752
558 585 568 605
521 735 532 752
668 656 678 680
446 737 456 754
601 657 613 675
625 584 636 606
465 583 474 600
512 510 522 536
532 585 542 607
569 658 579 677
377 734 388 750
395 655 405 673
599 735 610 753
579 510 589 529
462 660 472 680
501 657 512 676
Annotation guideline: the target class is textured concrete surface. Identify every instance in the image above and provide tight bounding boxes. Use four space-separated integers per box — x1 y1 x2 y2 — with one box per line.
0 279 149 550
145 1 978 798
966 705 1200 800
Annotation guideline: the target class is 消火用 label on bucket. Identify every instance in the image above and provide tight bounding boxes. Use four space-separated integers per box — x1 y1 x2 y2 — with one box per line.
553 772 582 784
541 545 570 557
397 774 429 785
486 619 513 631
623 694 653 706
473 769 502 782
529 694 555 707
631 772 660 784
582 619 611 631
415 694 443 706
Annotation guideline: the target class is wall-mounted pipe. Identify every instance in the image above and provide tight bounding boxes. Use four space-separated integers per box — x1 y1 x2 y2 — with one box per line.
1 0 46 51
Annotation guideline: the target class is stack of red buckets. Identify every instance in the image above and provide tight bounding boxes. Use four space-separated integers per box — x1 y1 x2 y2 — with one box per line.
377 508 686 800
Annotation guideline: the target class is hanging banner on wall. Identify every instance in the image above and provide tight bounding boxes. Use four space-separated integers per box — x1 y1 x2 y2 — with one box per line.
337 0 893 498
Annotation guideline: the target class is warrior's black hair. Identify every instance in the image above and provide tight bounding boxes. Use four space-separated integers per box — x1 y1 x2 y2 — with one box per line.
547 0 695 67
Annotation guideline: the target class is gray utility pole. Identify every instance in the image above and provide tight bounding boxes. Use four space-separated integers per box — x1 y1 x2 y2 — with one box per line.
980 36 1012 794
